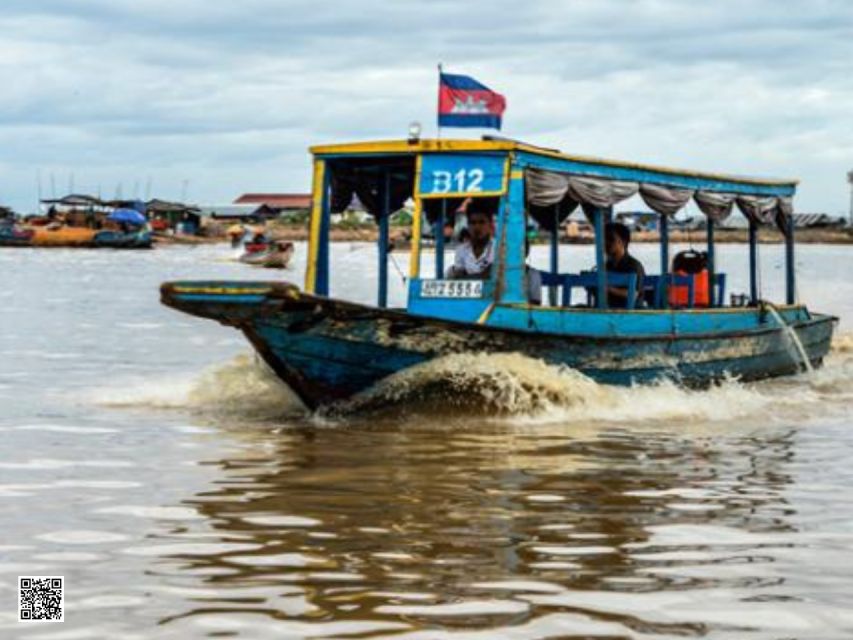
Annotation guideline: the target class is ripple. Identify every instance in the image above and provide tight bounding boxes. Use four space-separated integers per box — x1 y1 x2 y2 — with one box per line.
12 424 118 434
34 552 106 563
375 599 529 617
470 580 564 594
0 458 133 470
525 493 565 502
93 505 202 521
123 542 261 557
228 552 328 567
37 530 130 544
532 545 617 556
241 514 322 527
181 615 409 638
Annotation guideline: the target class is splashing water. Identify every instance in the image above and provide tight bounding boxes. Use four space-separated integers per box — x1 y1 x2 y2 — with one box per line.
94 354 304 419
762 302 814 374
330 345 852 426
95 332 853 427
186 354 304 419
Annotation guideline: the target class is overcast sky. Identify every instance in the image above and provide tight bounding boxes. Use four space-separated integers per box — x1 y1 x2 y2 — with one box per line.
1 0 851 214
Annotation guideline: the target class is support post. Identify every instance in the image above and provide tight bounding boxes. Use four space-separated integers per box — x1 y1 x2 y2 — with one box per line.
748 219 758 305
378 171 390 308
785 214 795 305
497 170 527 303
408 196 423 280
549 204 559 306
706 219 715 307
594 207 607 309
659 214 669 308
305 159 330 295
435 199 446 278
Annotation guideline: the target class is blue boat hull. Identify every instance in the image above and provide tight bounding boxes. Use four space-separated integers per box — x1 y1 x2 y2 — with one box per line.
93 229 153 249
160 281 836 410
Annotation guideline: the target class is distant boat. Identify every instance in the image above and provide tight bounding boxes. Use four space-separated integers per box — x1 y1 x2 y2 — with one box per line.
239 241 294 268
0 225 34 247
161 137 837 409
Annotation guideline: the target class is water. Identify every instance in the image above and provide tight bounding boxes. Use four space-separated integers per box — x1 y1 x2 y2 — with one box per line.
762 302 815 375
1 242 852 639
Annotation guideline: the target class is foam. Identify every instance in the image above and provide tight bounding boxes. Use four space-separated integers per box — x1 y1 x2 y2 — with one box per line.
92 332 853 427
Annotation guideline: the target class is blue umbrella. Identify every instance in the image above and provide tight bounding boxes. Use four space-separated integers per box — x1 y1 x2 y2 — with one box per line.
108 208 147 225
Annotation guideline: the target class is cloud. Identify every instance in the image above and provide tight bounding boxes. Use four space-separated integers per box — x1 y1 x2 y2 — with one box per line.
0 0 851 212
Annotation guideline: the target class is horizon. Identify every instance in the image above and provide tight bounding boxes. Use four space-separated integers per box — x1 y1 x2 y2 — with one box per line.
1 0 851 215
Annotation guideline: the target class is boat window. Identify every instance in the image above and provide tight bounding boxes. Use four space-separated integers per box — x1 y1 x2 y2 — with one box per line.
327 156 416 219
421 196 500 280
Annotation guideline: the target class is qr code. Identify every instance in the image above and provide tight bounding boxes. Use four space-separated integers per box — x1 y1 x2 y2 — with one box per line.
19 576 64 622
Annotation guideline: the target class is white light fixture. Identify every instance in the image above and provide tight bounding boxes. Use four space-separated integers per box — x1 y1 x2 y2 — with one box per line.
407 121 422 144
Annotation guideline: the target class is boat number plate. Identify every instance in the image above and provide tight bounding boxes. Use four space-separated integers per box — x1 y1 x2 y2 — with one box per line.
419 154 506 197
421 279 483 298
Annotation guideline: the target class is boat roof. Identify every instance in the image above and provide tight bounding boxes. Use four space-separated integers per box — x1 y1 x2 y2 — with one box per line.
310 138 798 194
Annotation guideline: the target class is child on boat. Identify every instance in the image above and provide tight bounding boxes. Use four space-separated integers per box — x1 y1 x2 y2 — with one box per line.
447 207 495 279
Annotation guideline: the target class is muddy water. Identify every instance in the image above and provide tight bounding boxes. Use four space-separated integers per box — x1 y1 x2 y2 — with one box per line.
1 243 852 639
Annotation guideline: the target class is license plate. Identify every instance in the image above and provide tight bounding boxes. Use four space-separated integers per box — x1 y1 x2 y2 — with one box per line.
420 279 483 298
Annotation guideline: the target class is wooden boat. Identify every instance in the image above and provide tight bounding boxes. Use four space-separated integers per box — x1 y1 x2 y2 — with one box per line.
5 224 153 248
238 241 294 268
0 225 35 247
161 138 837 409
92 228 153 249
31 225 97 247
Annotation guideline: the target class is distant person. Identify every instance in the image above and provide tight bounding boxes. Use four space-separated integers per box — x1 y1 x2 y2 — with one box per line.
447 208 494 279
604 222 645 308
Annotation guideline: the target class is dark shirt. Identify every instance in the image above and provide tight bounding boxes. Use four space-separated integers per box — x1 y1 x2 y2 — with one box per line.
606 252 645 308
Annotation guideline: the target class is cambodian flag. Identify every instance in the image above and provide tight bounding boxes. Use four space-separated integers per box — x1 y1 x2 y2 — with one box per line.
438 72 506 130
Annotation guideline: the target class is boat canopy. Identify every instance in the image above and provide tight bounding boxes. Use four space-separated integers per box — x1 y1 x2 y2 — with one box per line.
307 138 800 310
524 166 793 234
312 138 797 233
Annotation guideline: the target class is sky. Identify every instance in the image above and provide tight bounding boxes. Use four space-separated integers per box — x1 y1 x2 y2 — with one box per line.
1 0 851 215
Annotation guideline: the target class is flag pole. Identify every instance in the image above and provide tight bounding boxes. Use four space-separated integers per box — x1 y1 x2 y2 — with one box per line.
436 63 443 140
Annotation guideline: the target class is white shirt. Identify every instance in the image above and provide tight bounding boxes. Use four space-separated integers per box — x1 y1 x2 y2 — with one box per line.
452 239 495 277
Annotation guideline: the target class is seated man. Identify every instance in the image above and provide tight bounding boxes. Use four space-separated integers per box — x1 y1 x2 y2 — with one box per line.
604 222 645 308
447 208 494 279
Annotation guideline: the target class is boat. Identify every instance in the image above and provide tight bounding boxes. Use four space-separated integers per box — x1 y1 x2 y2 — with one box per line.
238 241 294 268
92 227 153 249
0 224 35 247
31 225 98 247
161 138 837 409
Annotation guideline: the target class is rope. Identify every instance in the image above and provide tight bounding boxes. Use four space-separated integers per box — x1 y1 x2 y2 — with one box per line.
388 251 407 284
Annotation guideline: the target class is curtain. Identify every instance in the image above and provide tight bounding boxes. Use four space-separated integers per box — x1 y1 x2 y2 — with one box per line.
694 191 737 222
525 167 793 229
736 195 780 225
329 169 412 219
639 183 694 217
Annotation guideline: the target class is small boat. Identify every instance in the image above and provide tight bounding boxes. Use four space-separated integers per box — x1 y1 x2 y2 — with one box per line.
238 241 294 268
31 225 98 247
0 224 35 247
161 138 837 409
93 227 153 249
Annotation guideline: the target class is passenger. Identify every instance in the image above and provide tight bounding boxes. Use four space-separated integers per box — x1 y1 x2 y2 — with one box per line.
447 208 494 279
604 222 645 308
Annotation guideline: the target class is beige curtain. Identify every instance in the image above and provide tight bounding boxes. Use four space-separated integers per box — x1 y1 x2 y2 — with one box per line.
525 168 794 230
639 183 694 217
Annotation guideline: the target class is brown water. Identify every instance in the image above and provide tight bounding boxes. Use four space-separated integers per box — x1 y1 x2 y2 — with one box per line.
2 243 852 638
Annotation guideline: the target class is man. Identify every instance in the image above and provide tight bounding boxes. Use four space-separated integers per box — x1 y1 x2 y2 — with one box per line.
447 208 494 279
604 222 645 308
